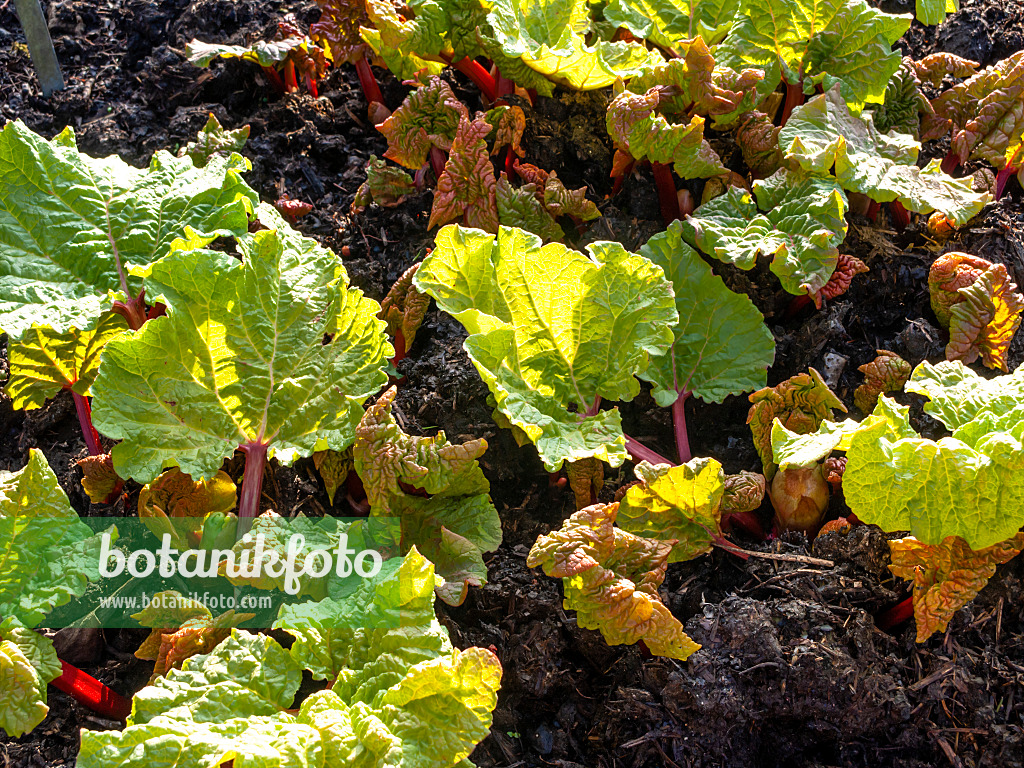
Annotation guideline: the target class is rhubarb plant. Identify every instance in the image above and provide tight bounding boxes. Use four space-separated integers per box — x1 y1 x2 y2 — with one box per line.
634 222 775 463
353 387 502 605
0 450 113 736
853 350 911 413
527 502 701 659
78 549 502 768
413 224 678 471
928 252 1024 371
680 167 849 298
89 223 392 525
604 0 741 48
780 87 990 226
180 114 250 168
0 120 258 452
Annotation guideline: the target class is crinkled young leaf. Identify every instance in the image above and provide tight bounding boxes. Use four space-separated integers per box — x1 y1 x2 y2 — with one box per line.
926 50 1024 170
0 450 112 628
486 104 526 157
722 471 766 514
946 264 1024 371
736 111 783 177
617 458 725 562
928 251 992 326
137 468 238 550
497 175 565 241
781 87 990 225
310 0 371 64
377 77 468 170
605 0 740 47
79 549 502 768
527 502 700 659
681 168 848 296
380 263 431 355
843 378 1024 549
638 222 775 405
747 368 846 477
0 120 257 340
413 225 678 471
871 58 933 138
912 52 978 88
181 114 250 168
915 0 958 26
566 456 604 509
312 448 353 506
361 0 447 81
542 171 601 221
607 88 725 178
0 618 61 737
5 311 128 410
889 532 1024 643
905 359 1024 430
91 229 391 484
854 349 911 413
815 252 869 308
428 115 499 231
351 155 417 212
487 0 663 90
353 387 501 604
714 0 910 111
77 453 123 504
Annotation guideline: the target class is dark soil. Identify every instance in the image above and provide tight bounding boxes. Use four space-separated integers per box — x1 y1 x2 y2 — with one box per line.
2 1 1024 766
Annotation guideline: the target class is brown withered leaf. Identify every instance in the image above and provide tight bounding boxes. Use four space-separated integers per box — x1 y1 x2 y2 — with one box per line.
747 369 846 478
77 453 123 504
854 349 911 413
428 116 499 232
351 155 417 213
566 457 604 510
312 447 353 505
377 77 469 169
813 253 869 308
889 532 1024 642
380 262 430 354
721 471 765 514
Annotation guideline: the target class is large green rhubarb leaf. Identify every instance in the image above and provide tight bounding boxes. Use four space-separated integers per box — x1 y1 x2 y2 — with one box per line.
605 0 740 47
781 87 990 226
78 549 502 768
842 362 1024 549
353 387 501 606
527 502 701 659
413 225 678 471
91 228 391 484
487 0 663 90
681 168 848 296
637 222 775 405
0 120 258 340
617 458 725 562
0 618 62 737
715 0 911 111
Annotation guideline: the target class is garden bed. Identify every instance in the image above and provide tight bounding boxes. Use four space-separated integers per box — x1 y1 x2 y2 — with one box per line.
1 0 1024 766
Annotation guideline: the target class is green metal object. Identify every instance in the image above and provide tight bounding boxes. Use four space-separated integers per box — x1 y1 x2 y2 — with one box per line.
13 0 65 97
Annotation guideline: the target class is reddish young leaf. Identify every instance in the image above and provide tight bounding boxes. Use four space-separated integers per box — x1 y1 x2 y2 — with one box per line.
377 77 469 169
854 350 912 413
428 116 499 231
351 155 417 213
814 253 869 308
380 262 431 354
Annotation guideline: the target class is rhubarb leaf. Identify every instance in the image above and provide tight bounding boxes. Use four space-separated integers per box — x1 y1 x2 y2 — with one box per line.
310 0 371 64
928 251 993 327
487 0 662 90
527 502 700 659
353 387 501 605
0 618 61 738
605 0 740 47
413 225 678 471
91 229 391 484
781 87 989 225
854 350 911 413
638 222 775 405
429 115 499 231
351 156 417 212
928 50 1024 170
138 468 238 550
361 0 447 81
714 0 910 111
181 114 250 168
312 449 352 506
889 532 1024 642
681 168 848 296
843 366 1024 549
0 450 112 628
617 458 725 562
916 0 958 26
0 120 257 340
78 453 123 503
496 175 565 241
607 88 725 178
79 550 502 768
380 263 430 355
5 311 128 410
377 77 468 170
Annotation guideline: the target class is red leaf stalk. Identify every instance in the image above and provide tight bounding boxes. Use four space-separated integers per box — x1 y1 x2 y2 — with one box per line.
73 392 102 456
623 435 672 466
780 82 804 126
994 166 1017 199
651 162 681 224
940 150 960 175
784 294 813 318
865 200 881 222
429 146 447 181
723 509 766 540
354 55 385 108
260 65 287 94
444 55 498 103
51 660 132 720
875 597 914 632
237 441 269 530
494 68 515 100
671 393 692 463
889 201 910 232
282 60 299 93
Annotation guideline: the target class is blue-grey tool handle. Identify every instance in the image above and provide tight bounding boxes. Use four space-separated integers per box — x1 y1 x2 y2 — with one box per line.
13 0 65 97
